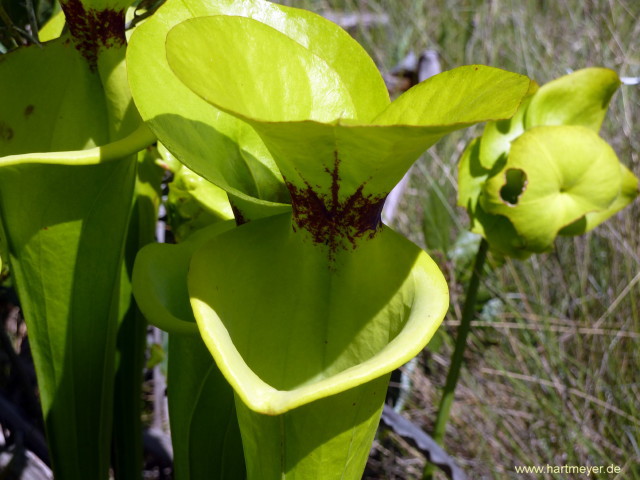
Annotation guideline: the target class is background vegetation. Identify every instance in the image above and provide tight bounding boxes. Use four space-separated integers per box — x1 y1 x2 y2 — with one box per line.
2 0 639 478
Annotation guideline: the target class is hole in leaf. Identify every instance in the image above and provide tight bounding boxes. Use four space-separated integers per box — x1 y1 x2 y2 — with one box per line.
495 117 512 134
500 168 527 206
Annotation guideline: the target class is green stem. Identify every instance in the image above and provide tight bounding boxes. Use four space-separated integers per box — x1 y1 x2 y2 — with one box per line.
423 237 489 480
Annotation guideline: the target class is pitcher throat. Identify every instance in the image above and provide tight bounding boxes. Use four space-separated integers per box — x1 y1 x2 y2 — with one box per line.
287 180 386 257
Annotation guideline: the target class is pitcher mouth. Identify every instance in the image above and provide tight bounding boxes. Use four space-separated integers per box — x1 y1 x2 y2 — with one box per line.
187 214 449 416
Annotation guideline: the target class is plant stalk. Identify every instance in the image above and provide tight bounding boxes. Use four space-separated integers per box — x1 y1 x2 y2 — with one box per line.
423 237 489 480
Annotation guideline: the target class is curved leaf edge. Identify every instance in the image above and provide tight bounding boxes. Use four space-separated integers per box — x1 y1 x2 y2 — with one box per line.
189 215 449 415
0 124 155 167
132 220 236 335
